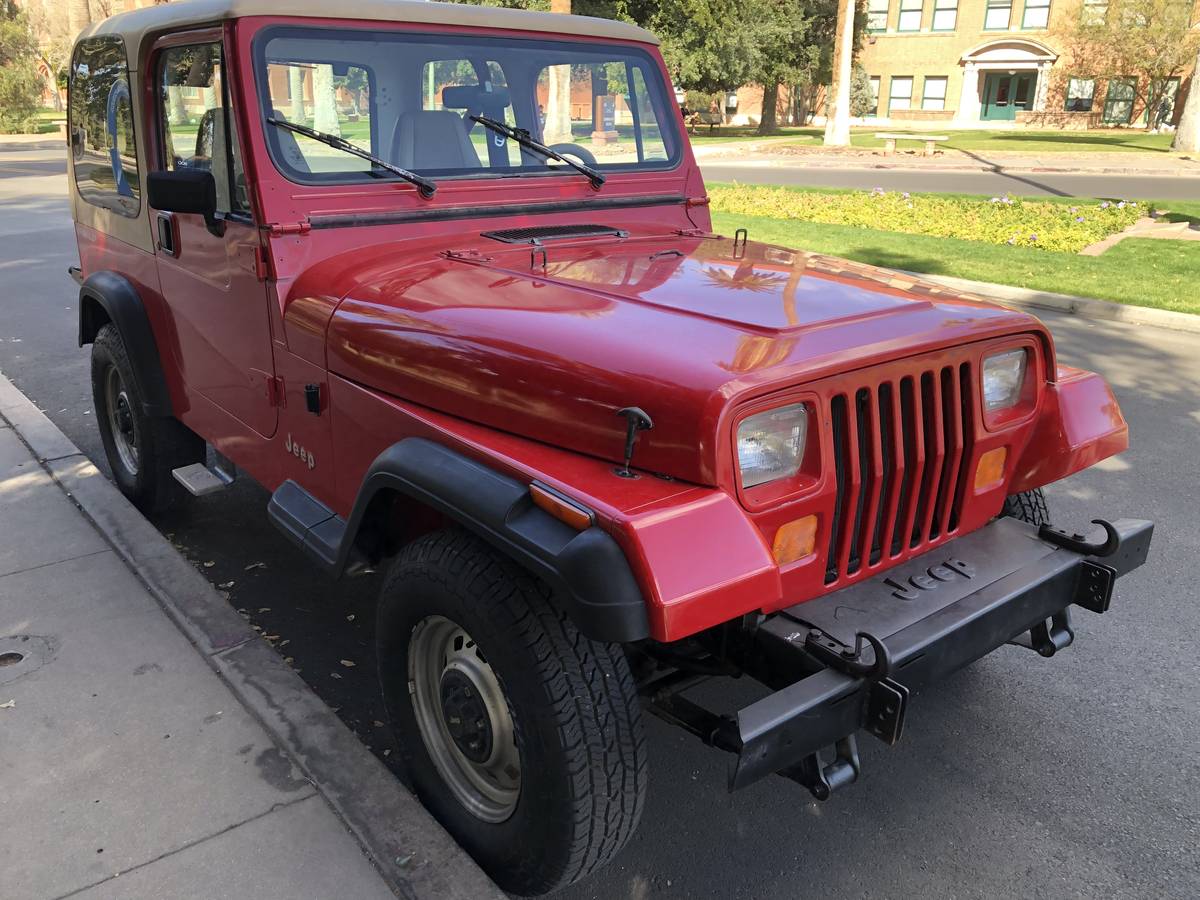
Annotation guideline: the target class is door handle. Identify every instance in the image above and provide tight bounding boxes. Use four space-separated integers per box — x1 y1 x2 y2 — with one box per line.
157 212 179 258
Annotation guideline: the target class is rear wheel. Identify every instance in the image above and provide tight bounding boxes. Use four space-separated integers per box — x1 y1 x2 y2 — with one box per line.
376 529 647 896
91 324 203 514
1001 487 1051 526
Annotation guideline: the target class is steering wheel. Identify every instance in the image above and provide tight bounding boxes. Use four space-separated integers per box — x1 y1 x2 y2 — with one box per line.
547 142 599 168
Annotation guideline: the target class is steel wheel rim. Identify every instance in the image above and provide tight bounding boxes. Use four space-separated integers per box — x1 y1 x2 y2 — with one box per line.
105 366 139 476
408 615 521 823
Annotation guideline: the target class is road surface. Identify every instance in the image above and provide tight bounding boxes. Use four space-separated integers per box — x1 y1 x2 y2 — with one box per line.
2 146 1196 899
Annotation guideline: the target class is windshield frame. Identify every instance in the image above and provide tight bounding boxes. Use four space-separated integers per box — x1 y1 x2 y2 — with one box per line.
250 23 683 189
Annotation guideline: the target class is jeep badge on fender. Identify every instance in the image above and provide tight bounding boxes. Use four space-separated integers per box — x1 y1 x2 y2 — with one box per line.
69 3 1153 895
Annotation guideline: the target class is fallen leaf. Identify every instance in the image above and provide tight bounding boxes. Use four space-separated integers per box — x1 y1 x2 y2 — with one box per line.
278 640 290 648
383 749 392 757
264 634 280 642
373 720 384 728
339 659 356 668
219 581 235 589
330 672 342 680
0 699 14 709
257 608 271 614
346 614 356 622
244 562 266 571
202 561 215 568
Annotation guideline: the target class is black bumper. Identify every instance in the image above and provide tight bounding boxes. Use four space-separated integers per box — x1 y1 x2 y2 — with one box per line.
702 516 1151 795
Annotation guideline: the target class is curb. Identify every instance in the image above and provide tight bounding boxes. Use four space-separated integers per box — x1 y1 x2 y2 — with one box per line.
695 152 1200 178
897 271 1200 335
0 369 502 900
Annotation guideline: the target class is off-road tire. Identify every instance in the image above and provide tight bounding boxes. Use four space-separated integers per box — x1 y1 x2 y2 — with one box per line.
376 528 648 896
1001 487 1051 526
91 324 203 514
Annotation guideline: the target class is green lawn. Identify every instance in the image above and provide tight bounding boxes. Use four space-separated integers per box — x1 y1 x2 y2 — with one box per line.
692 126 1177 154
708 185 1200 314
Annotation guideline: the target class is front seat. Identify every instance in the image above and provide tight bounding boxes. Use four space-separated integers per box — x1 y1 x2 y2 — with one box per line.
391 110 481 171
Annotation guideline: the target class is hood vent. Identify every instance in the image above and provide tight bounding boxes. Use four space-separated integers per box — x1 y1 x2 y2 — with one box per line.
481 224 628 244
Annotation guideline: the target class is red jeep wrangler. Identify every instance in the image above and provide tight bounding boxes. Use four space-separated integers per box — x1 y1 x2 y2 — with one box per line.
69 1 1152 894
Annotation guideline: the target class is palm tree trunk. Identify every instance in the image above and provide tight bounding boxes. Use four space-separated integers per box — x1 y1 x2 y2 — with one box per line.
68 0 92 39
1173 52 1200 154
823 0 854 147
312 64 341 136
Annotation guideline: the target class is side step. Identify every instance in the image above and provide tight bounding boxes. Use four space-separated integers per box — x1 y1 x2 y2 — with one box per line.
172 462 234 496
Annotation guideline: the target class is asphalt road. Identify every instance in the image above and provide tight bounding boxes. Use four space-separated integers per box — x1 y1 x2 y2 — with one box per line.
701 161 1200 199
3 147 1197 899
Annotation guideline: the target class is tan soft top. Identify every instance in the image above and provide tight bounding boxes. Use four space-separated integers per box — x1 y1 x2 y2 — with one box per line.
79 0 659 68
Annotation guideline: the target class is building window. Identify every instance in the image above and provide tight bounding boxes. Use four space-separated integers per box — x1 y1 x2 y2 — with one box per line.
869 76 881 115
898 0 923 31
922 76 948 110
985 0 1013 29
1022 0 1051 28
1102 77 1136 124
69 36 140 218
1082 0 1108 23
1065 77 1095 112
932 0 958 30
889 76 914 112
868 0 890 32
1145 76 1181 127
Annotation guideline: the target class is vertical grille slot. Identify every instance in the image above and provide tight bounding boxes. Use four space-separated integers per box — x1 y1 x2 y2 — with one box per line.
822 361 975 585
825 394 850 584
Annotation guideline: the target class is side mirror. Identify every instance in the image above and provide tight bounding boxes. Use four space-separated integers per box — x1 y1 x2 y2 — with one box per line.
147 169 223 236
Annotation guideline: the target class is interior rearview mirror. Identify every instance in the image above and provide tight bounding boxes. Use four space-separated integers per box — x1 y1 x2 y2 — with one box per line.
147 170 223 236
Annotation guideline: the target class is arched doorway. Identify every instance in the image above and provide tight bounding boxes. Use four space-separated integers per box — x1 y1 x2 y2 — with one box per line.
955 39 1058 125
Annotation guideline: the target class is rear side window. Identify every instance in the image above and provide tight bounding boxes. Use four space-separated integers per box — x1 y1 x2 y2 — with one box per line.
69 36 140 217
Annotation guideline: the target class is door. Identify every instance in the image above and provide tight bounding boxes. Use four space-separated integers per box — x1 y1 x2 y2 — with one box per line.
981 73 1035 121
151 39 278 437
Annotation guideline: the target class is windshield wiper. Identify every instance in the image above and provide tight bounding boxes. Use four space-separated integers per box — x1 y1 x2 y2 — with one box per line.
469 114 605 191
267 118 437 199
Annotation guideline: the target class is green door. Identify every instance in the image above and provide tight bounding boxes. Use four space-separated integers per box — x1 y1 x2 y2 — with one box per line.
981 73 1036 121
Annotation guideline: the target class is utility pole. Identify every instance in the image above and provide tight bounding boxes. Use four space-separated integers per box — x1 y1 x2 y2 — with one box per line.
823 0 854 147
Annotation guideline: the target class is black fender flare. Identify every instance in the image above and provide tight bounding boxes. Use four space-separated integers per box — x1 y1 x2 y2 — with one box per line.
343 439 651 644
78 271 173 417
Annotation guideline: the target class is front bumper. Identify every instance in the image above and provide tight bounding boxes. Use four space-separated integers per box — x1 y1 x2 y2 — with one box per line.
653 515 1153 797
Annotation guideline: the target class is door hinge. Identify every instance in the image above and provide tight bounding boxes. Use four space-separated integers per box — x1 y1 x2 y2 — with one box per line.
266 374 286 408
266 221 312 237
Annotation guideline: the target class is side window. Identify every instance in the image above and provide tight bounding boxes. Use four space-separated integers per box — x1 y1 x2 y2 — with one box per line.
69 36 140 217
263 59 374 174
421 59 521 167
159 44 249 215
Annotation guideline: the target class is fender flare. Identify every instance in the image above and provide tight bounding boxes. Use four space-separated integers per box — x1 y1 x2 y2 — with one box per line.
275 439 652 644
78 271 174 417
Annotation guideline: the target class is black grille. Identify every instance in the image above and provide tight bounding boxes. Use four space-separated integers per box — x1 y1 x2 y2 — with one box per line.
824 362 975 584
480 224 627 244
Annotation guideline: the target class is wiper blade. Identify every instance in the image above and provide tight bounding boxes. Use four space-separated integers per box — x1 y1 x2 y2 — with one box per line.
267 118 437 199
469 114 605 191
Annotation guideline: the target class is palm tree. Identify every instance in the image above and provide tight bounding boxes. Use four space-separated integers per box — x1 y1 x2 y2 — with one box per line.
823 0 854 147
67 0 91 40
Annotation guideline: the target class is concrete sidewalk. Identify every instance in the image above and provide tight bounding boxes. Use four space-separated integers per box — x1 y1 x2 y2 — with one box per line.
0 372 499 899
692 139 1200 176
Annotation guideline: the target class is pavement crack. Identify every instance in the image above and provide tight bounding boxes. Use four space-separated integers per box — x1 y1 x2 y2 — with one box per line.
49 792 319 900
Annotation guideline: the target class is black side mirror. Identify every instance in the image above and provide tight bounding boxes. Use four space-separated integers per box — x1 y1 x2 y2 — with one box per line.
147 170 223 236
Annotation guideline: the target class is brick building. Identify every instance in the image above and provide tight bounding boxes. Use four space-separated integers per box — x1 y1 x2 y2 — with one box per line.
856 0 1199 128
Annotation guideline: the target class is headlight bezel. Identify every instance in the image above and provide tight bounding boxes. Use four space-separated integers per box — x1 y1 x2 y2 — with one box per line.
980 340 1040 430
732 396 820 505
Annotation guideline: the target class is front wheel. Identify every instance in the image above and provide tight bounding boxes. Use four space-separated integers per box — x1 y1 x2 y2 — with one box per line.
376 529 647 896
1001 487 1051 526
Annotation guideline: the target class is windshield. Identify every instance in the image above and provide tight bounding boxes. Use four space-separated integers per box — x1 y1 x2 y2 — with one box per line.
254 26 681 185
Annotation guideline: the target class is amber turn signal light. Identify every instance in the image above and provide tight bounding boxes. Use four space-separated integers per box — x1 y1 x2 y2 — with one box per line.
530 482 595 531
974 446 1007 491
773 514 818 565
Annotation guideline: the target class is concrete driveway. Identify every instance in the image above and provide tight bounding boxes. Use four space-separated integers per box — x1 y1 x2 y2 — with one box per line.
2 146 1196 899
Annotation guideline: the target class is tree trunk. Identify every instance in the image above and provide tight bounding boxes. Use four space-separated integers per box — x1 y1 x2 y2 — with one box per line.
67 0 92 39
1173 55 1200 153
288 66 306 122
823 0 854 147
312 64 341 136
167 86 187 125
543 0 574 143
757 83 780 135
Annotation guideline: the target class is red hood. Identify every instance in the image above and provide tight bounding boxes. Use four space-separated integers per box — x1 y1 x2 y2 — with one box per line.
310 229 1047 485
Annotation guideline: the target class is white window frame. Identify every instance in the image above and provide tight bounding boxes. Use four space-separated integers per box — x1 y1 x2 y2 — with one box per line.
1022 0 1051 28
922 76 948 110
898 0 923 31
932 0 958 30
889 76 914 112
985 0 1013 29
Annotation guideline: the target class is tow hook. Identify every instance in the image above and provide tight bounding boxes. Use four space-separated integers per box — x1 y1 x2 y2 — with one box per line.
1038 518 1121 557
791 629 910 800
